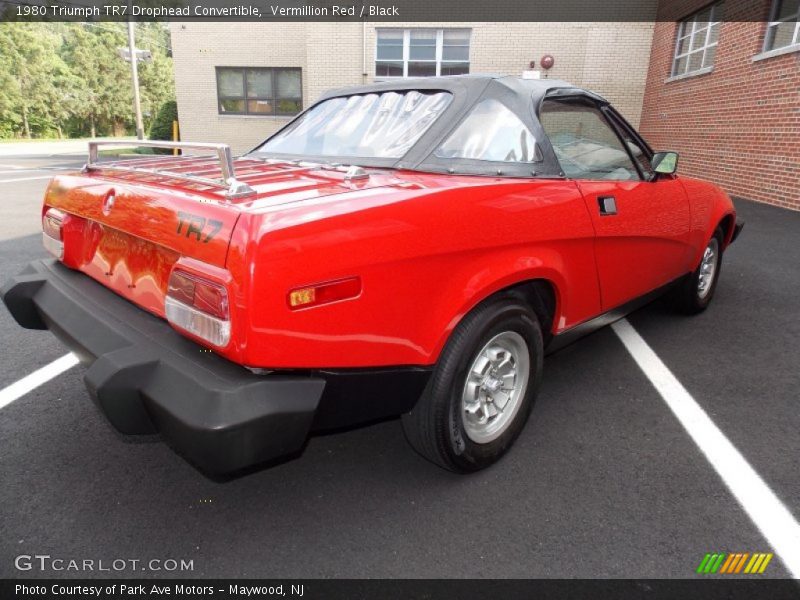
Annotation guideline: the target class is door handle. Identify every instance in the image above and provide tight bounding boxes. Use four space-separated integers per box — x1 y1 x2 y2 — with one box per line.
598 196 617 216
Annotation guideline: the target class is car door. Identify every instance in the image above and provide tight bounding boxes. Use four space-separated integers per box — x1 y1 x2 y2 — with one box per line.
539 96 692 311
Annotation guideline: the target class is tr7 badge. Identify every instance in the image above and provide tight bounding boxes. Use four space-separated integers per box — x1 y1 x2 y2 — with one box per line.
176 212 223 243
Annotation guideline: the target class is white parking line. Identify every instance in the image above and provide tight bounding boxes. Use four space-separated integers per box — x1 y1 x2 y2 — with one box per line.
0 175 54 183
612 318 800 579
0 353 78 411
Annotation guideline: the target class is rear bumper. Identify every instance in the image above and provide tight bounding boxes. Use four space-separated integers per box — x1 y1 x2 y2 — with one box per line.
1 259 325 475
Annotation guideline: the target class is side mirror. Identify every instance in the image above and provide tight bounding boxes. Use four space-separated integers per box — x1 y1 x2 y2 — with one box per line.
652 151 679 175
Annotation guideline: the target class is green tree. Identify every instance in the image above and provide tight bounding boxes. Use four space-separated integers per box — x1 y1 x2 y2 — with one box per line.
0 24 72 138
149 100 178 153
0 28 22 137
137 36 175 129
0 22 175 140
149 100 178 141
62 23 133 137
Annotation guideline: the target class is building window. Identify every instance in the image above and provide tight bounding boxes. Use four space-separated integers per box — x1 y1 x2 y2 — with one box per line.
671 3 723 77
764 0 800 51
215 67 302 116
376 29 470 78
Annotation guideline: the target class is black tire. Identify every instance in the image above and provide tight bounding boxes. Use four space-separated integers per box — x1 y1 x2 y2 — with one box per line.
673 227 724 314
401 295 543 472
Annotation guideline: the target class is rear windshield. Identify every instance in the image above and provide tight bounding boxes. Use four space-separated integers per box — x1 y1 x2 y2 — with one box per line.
255 91 452 159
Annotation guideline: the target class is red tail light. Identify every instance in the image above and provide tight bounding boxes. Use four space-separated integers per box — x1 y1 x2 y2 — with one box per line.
42 207 65 259
165 269 230 347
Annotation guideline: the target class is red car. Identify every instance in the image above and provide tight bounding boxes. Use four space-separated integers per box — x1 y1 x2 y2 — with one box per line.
2 76 742 475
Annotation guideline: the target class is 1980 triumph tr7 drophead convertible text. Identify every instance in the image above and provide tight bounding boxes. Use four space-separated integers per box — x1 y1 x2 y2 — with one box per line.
2 75 743 475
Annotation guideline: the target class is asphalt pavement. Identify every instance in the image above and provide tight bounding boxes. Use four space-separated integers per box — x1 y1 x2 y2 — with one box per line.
0 155 798 580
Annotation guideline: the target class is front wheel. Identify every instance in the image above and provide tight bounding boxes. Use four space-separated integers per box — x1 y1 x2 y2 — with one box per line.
401 296 543 472
673 227 724 314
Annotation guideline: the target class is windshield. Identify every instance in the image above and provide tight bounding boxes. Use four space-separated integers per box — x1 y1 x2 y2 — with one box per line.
255 91 452 159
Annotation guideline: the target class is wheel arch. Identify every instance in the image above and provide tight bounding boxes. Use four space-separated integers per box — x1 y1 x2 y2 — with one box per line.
717 212 736 248
502 279 558 345
431 273 563 361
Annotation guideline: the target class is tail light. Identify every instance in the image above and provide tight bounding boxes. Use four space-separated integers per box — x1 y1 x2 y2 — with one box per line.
165 269 231 347
42 207 65 259
288 277 362 310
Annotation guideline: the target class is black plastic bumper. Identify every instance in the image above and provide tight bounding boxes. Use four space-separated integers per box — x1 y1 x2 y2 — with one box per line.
1 259 326 475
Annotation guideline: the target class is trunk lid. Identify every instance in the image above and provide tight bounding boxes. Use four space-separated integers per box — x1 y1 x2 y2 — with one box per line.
44 156 399 317
45 173 241 317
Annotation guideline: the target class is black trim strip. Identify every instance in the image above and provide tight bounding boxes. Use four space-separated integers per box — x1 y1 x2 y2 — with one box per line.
546 277 683 354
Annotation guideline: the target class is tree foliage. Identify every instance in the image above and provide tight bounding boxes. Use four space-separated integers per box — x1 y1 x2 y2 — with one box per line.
0 22 175 139
149 100 178 141
149 99 178 154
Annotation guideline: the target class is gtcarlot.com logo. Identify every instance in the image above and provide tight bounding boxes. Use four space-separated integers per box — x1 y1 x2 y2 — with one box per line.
696 552 773 575
15 554 194 572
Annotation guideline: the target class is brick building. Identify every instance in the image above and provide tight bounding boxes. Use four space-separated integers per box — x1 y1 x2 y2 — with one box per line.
640 0 799 210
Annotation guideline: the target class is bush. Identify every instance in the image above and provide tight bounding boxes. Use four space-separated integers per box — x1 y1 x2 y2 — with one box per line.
148 100 178 154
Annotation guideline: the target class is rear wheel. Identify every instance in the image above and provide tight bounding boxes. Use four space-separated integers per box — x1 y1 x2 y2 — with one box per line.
401 296 543 472
674 228 724 314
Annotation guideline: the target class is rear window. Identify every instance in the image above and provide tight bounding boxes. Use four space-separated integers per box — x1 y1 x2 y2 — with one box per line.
256 91 452 159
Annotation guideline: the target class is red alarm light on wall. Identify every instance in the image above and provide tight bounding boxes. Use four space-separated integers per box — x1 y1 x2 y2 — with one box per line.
540 54 555 70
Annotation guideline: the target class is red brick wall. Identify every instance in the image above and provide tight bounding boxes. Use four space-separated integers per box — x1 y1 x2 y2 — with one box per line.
640 0 800 210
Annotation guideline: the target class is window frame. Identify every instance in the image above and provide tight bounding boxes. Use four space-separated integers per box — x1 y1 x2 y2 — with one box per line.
670 2 723 78
601 106 656 181
539 95 651 182
375 28 471 78
763 0 800 52
215 67 302 117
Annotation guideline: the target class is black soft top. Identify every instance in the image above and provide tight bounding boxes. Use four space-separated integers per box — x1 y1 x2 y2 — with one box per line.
251 75 610 178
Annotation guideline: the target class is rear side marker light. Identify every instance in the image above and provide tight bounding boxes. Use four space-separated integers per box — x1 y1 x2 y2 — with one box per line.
288 277 361 310
42 208 65 259
166 269 231 347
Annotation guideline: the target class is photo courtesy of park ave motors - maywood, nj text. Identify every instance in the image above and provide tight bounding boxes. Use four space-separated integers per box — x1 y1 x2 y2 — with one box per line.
0 0 799 597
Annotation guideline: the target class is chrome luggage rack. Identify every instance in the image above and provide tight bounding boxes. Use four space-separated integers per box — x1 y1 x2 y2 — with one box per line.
84 140 257 200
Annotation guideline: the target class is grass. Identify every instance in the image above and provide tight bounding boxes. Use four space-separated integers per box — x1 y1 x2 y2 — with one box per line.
98 147 156 157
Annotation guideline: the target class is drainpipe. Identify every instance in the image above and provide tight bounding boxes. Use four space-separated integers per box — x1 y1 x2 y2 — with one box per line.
362 20 367 83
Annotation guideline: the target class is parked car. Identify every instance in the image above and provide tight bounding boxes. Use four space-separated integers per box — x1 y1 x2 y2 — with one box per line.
2 75 742 475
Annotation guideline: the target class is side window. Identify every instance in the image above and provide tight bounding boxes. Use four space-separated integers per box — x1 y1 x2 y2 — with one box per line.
539 98 640 181
434 99 542 163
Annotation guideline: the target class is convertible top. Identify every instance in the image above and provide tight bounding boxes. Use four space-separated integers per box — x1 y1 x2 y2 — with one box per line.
319 74 607 107
252 75 612 178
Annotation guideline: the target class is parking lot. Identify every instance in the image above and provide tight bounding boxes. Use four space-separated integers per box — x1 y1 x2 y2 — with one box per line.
0 153 798 580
